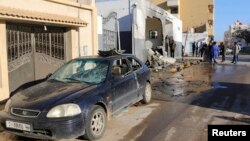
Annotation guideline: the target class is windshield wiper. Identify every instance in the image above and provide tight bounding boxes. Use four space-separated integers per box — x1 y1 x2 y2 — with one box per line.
47 78 64 83
64 77 82 83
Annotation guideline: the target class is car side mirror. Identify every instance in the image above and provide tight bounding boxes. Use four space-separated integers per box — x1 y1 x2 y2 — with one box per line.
46 73 52 79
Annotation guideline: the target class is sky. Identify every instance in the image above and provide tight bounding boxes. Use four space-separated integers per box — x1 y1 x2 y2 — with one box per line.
215 0 250 41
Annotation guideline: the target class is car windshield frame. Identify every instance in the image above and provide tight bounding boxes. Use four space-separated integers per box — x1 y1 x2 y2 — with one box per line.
48 59 110 84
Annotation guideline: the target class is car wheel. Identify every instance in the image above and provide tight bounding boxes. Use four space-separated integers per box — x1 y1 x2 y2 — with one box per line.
141 82 152 104
84 105 107 141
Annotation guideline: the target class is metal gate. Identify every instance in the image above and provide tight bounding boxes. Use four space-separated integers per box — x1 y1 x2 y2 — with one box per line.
102 12 119 51
7 23 66 92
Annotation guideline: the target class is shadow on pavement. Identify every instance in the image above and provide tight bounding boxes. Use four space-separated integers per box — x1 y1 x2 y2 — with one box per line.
191 82 250 116
214 115 250 124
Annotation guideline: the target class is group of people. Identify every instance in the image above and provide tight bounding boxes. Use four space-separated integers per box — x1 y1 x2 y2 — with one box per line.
165 35 176 58
192 42 206 57
200 41 241 64
165 36 240 64
210 41 240 64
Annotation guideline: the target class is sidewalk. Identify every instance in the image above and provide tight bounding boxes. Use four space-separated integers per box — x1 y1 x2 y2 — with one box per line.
214 60 250 66
165 55 250 73
183 56 203 60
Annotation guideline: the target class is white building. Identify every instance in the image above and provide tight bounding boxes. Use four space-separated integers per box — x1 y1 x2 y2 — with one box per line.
224 20 249 48
183 30 208 56
96 0 182 62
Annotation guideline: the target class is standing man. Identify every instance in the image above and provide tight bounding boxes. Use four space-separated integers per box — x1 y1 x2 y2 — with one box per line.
211 41 219 64
200 42 205 57
165 35 169 56
195 42 199 57
231 42 240 64
192 42 196 57
220 42 226 62
202 42 208 61
169 39 176 58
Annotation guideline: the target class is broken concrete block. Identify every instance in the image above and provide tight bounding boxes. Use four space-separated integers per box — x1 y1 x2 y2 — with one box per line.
159 56 176 64
168 67 178 73
148 49 155 56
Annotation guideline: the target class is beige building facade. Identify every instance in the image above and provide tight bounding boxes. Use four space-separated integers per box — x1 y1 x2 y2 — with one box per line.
151 0 214 37
0 0 97 101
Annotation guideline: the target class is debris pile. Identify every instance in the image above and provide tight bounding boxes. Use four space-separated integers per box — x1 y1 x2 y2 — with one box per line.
147 48 176 71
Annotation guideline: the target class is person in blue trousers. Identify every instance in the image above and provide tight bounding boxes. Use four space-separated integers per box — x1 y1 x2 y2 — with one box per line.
211 41 220 64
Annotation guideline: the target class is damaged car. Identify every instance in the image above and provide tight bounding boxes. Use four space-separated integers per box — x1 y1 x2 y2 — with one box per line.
0 54 151 140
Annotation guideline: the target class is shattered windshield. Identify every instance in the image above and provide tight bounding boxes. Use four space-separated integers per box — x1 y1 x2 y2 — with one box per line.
48 59 109 84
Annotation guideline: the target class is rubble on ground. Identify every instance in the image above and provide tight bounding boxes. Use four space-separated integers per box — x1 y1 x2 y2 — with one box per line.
147 48 176 71
147 48 203 72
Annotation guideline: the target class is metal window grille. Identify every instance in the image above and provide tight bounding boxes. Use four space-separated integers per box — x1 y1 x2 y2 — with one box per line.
7 23 65 63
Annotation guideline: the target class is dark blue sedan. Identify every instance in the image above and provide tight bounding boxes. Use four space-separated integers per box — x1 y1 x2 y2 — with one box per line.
0 54 151 140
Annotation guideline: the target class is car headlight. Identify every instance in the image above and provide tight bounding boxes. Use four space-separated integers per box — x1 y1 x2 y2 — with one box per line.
46 104 81 118
4 99 12 113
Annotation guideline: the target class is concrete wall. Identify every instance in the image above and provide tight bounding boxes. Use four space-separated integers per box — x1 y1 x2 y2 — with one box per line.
179 0 214 36
97 16 103 50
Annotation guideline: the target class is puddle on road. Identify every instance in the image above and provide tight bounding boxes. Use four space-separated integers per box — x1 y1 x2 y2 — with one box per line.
152 63 250 107
152 64 213 99
212 82 228 89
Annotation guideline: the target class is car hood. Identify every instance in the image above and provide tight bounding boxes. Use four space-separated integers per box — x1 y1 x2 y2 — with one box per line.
10 81 96 111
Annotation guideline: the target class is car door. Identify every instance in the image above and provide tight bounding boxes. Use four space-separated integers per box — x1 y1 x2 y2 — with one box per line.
111 58 138 113
127 56 146 98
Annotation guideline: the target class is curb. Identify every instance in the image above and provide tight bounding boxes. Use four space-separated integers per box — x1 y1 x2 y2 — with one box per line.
167 60 201 73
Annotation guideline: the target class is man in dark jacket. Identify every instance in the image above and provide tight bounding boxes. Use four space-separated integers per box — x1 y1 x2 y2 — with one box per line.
220 42 226 62
192 42 196 57
169 39 176 58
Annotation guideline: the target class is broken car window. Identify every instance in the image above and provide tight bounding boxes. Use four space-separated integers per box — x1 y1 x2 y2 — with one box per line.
48 59 109 84
127 57 142 71
112 59 131 76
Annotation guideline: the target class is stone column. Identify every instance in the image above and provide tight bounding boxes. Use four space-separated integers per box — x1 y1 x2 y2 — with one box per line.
65 28 78 61
0 20 10 101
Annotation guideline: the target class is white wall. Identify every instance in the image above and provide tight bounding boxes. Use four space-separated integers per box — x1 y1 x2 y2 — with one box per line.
173 18 182 42
182 32 208 55
96 0 131 32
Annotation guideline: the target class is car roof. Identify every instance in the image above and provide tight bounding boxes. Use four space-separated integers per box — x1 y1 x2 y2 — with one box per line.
76 54 136 61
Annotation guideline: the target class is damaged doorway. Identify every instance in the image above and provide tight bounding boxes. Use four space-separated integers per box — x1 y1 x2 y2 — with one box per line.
145 17 163 53
7 23 66 92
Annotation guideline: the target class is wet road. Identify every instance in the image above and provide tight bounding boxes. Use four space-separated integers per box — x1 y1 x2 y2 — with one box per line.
1 60 250 141
123 63 250 141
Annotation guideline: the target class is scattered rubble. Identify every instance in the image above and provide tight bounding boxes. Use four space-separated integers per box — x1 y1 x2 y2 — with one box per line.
147 48 203 73
147 48 176 71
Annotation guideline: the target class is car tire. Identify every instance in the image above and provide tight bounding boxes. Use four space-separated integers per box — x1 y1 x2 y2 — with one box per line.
83 105 107 141
141 82 152 104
